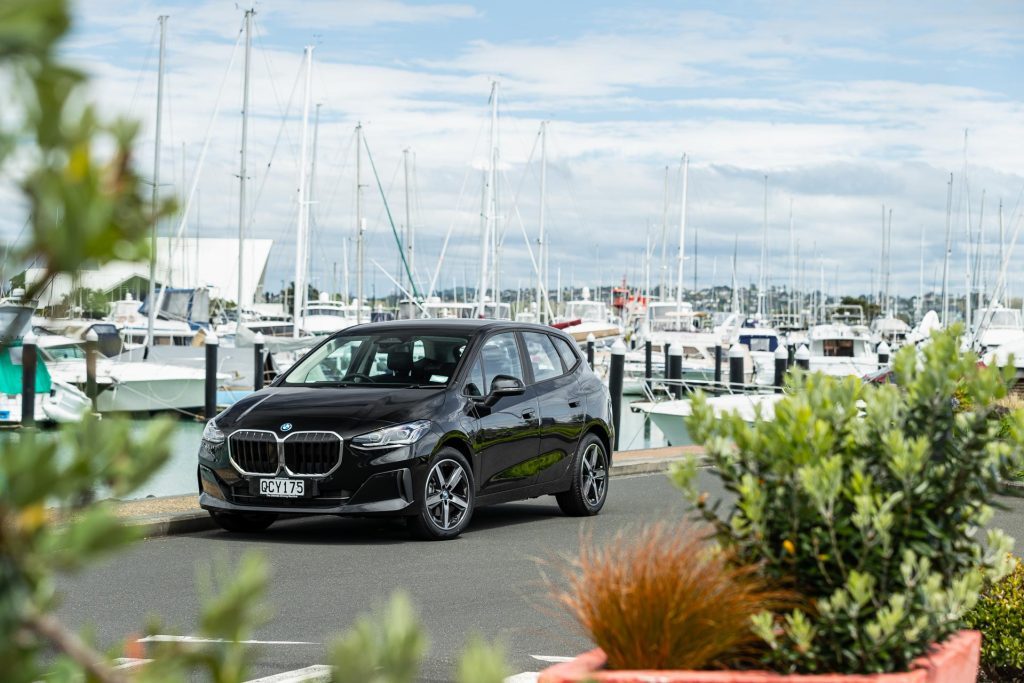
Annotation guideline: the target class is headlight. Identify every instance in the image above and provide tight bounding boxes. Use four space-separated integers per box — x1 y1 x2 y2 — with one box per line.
202 419 226 444
352 420 432 449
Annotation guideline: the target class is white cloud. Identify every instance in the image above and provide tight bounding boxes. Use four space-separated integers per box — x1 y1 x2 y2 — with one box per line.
4 1 1023 303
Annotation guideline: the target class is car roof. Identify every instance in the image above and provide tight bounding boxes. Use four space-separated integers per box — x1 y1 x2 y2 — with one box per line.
339 318 575 339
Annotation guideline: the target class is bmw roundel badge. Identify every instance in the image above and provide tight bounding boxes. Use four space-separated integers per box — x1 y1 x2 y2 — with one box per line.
280 422 293 432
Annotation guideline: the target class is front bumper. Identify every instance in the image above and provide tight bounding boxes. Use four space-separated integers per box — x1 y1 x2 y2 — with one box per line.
198 463 416 515
196 428 433 516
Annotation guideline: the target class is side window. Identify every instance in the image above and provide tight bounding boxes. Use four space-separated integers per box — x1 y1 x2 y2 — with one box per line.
464 357 485 397
480 332 525 390
552 335 580 371
523 332 564 383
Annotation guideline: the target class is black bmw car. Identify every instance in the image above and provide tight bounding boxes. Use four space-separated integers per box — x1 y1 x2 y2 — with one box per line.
197 319 614 539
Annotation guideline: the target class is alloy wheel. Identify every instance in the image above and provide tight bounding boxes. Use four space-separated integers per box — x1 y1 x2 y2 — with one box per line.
580 443 608 507
425 458 470 531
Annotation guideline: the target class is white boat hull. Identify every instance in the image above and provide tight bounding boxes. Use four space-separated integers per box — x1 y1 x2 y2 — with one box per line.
0 380 90 424
635 393 782 447
48 359 217 413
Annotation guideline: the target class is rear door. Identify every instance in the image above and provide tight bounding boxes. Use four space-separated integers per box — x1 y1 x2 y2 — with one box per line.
468 331 541 494
522 331 586 487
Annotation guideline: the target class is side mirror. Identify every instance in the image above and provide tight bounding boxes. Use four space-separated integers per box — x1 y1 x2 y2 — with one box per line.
481 374 525 407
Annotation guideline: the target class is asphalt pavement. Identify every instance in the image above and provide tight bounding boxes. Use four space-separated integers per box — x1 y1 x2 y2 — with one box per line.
56 472 1024 682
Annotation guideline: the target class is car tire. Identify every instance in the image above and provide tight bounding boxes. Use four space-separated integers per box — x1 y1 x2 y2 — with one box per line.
408 448 475 540
556 433 609 516
209 510 278 533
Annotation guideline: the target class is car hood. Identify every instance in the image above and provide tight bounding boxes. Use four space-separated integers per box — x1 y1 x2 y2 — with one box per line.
217 385 448 436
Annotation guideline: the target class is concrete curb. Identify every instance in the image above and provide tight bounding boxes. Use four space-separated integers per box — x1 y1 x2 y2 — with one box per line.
1000 478 1024 493
128 454 694 539
133 510 216 538
610 455 692 478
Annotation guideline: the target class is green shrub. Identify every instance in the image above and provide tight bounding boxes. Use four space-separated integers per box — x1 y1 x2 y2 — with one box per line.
965 556 1024 682
672 326 1023 675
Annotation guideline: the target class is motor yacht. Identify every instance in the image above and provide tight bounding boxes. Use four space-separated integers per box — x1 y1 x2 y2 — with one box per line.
806 322 879 377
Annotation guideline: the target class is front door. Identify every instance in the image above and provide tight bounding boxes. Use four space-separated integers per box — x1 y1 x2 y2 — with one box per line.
466 332 540 493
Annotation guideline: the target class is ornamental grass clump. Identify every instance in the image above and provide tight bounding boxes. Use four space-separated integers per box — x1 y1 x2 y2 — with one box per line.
550 523 792 671
965 556 1024 682
671 326 1024 675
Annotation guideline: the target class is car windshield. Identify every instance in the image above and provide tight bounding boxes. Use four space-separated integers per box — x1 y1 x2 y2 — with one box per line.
283 330 471 387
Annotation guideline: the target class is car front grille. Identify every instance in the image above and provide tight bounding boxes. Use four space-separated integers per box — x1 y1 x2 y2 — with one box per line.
229 431 279 475
228 430 343 478
283 432 342 475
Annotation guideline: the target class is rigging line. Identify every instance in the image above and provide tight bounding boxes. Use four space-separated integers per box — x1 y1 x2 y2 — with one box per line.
499 165 554 320
317 129 357 232
252 15 297 160
245 54 304 236
127 19 160 119
364 156 403 245
427 156 475 297
369 258 425 314
427 107 488 296
152 16 245 314
545 126 591 240
496 125 541 249
362 134 420 298
972 193 1024 347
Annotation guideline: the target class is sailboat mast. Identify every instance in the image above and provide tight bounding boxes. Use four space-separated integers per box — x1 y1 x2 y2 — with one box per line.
308 102 320 296
963 129 973 328
476 82 497 317
885 207 893 313
918 225 925 322
145 14 167 359
659 166 669 299
757 175 768 319
788 199 795 318
976 191 986 307
291 46 313 338
403 147 414 299
675 153 688 329
355 123 364 324
491 99 501 310
999 199 1005 268
536 121 547 323
237 8 253 321
941 173 953 327
643 226 651 307
343 237 350 303
730 236 739 314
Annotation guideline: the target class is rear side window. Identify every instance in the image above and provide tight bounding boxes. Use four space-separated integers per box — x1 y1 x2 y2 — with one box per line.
480 332 525 388
523 332 564 383
552 335 580 370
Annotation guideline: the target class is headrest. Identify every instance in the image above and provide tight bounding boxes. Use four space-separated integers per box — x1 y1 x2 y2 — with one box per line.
387 350 413 373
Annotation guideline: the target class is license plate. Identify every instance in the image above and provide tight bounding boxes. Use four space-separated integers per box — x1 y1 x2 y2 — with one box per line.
259 478 305 498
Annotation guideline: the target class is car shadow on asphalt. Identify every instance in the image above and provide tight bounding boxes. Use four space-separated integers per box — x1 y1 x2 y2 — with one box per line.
197 499 567 545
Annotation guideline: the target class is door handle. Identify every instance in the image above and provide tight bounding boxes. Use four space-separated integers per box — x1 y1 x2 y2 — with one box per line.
521 409 537 421
568 399 582 408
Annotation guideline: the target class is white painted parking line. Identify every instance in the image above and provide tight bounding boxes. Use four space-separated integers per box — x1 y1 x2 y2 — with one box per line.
242 664 333 683
505 673 539 683
138 635 319 646
112 657 152 670
529 654 573 663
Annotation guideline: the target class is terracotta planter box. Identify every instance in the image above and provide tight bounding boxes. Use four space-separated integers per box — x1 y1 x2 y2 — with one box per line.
538 630 980 683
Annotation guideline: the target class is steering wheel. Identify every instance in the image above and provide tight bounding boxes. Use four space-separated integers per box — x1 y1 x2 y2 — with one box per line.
346 372 376 383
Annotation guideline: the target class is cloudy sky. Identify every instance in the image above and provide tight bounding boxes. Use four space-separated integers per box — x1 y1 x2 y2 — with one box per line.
8 0 1024 303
